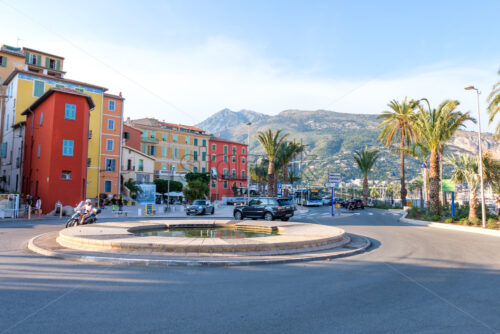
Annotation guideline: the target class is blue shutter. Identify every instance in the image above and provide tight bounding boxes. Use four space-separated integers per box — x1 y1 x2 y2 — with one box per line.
65 104 76 120
37 144 41 158
40 112 43 126
62 140 74 156
34 81 44 97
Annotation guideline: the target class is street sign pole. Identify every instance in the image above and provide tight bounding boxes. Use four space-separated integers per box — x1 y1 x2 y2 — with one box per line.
451 192 455 217
331 186 334 216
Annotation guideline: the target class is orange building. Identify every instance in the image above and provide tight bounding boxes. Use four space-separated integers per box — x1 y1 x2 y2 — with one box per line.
100 93 124 195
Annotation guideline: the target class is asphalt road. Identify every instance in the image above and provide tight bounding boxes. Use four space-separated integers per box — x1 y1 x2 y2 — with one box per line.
1 207 500 334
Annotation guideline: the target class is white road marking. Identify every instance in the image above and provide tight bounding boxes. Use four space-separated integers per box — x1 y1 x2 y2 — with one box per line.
368 213 373 215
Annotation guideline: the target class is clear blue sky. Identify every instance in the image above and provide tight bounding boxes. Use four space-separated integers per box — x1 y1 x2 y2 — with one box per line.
1 0 499 131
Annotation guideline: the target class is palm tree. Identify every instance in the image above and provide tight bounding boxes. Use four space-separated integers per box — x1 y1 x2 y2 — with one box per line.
409 176 424 209
487 69 500 140
415 100 473 215
276 141 305 197
378 98 420 207
352 147 380 204
255 129 289 197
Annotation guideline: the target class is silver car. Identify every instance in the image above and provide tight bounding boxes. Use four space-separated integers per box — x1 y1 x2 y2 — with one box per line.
186 200 215 215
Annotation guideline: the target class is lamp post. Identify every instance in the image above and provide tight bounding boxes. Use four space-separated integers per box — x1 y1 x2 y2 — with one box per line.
246 122 251 205
465 86 486 228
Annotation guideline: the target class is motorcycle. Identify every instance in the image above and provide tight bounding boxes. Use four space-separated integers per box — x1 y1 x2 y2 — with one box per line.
65 202 101 228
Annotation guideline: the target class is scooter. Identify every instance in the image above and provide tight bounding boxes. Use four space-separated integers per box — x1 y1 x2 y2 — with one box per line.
65 203 101 228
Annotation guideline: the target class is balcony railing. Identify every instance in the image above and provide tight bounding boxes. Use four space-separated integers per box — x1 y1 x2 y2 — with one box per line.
122 166 135 171
142 138 159 144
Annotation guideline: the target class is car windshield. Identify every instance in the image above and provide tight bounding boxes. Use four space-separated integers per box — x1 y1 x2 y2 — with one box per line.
193 200 206 205
277 199 291 205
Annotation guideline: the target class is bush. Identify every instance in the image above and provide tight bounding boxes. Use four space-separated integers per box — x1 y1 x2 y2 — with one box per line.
430 215 441 222
471 218 481 226
444 218 453 224
458 218 469 225
408 207 420 218
487 218 498 229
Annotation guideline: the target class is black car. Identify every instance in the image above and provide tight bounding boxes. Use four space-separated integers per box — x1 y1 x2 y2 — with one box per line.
233 197 294 221
186 200 215 215
347 198 364 210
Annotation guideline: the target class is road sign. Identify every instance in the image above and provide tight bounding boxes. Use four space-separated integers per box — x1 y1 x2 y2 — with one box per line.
442 179 456 192
328 172 342 183
325 183 339 188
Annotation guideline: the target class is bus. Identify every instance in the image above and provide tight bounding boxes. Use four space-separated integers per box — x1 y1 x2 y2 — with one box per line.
294 188 323 207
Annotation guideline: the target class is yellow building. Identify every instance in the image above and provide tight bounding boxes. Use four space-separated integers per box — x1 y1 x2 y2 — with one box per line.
127 118 210 180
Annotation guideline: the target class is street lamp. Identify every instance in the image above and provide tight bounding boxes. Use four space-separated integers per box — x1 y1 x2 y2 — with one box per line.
465 86 486 228
246 122 251 205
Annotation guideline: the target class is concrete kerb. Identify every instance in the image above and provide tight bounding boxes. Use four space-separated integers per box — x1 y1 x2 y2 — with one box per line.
28 231 371 267
400 211 500 237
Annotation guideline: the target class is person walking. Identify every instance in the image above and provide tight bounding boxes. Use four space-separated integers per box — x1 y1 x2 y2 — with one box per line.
111 195 117 212
35 196 42 218
118 196 123 212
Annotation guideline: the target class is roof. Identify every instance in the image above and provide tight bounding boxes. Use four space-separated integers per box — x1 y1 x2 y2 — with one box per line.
159 121 205 133
209 136 248 146
130 118 207 134
2 69 108 91
21 87 95 115
123 124 142 133
22 47 65 60
104 92 125 100
0 45 24 57
12 121 26 129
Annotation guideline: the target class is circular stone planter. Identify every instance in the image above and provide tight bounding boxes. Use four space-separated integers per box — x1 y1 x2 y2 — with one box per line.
56 219 349 256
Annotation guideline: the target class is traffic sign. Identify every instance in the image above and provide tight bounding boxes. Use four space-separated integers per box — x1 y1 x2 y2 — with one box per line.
325 183 339 188
328 172 342 183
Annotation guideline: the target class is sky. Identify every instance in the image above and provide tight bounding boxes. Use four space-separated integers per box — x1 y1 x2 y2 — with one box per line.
1 0 499 133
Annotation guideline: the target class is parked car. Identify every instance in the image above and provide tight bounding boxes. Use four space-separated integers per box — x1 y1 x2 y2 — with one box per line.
233 197 294 221
322 196 345 206
186 200 215 215
347 198 364 210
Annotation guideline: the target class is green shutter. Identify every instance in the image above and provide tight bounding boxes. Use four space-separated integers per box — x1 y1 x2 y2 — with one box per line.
56 60 60 70
37 55 41 65
25 52 30 63
45 57 49 68
1 56 6 67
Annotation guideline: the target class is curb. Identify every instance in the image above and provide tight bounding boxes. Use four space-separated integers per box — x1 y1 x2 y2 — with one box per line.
28 232 371 267
400 211 500 237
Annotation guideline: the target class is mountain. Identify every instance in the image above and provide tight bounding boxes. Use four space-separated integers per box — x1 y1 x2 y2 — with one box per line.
197 109 500 184
196 108 271 139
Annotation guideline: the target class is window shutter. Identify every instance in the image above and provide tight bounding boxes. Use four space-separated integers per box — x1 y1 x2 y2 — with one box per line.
37 55 41 65
45 57 49 68
25 52 30 63
1 56 6 67
56 60 60 70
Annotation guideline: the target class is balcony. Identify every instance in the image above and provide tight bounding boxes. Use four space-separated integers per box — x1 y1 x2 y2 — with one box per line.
122 166 135 171
142 138 159 144
222 174 230 179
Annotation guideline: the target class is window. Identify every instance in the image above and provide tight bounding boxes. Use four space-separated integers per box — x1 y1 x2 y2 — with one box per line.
150 131 155 140
242 157 246 163
138 159 143 171
242 147 246 154
107 119 115 130
141 144 146 154
161 163 166 170
108 100 115 111
185 136 190 144
34 80 44 97
64 104 76 120
62 140 74 156
75 88 84 93
104 180 112 192
212 144 216 151
173 148 179 159
56 84 64 88
30 54 37 65
202 167 206 173
40 112 43 126
185 149 190 160
232 169 236 179
185 166 190 173
0 55 6 67
106 139 114 151
232 146 236 155
194 166 198 173
37 144 41 158
105 159 116 171
242 170 246 179
162 146 166 157
48 58 56 69
211 180 216 188
171 165 176 172
232 156 236 163
142 131 148 141
173 135 178 143
202 152 206 161
202 139 207 147
61 171 72 180
224 145 228 154
194 138 198 146
211 154 216 161
224 155 228 162
223 181 227 189
162 133 167 141
193 151 198 161
148 145 156 156
223 168 229 176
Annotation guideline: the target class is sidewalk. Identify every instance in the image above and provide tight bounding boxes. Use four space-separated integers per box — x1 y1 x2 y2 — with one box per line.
98 203 235 219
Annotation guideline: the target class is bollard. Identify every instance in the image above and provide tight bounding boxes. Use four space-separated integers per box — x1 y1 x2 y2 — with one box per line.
60 205 63 219
28 205 31 220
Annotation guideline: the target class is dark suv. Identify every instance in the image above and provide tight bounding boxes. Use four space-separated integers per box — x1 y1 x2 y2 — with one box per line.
347 198 364 210
233 197 294 221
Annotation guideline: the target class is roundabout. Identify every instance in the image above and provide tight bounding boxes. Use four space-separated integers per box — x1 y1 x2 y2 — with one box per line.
28 219 371 266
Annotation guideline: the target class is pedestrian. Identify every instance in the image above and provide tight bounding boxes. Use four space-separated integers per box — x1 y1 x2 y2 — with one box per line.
118 196 123 212
35 196 42 218
496 197 500 216
99 197 104 209
111 195 117 212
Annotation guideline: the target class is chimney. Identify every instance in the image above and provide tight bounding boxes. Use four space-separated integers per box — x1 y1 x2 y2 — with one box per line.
119 92 122 97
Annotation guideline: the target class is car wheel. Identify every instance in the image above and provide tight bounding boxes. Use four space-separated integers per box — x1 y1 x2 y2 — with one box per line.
211 208 215 214
264 212 273 221
234 211 243 220
280 217 289 221
201 209 205 215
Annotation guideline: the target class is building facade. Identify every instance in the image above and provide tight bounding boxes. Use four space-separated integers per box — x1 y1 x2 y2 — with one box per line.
208 137 248 201
127 118 210 182
121 146 155 184
122 123 141 151
21 88 93 213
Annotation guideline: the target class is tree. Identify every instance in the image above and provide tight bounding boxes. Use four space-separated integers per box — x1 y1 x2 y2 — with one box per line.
487 69 500 140
124 178 142 200
153 179 182 194
378 97 419 207
370 187 381 199
250 163 268 195
276 141 305 197
255 129 289 197
409 177 424 209
415 100 473 215
352 147 380 204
